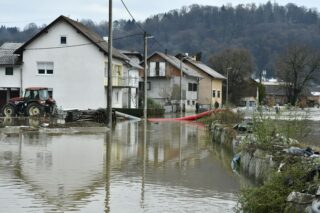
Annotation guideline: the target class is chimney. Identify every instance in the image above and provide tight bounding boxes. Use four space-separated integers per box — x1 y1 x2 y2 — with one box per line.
195 52 202 61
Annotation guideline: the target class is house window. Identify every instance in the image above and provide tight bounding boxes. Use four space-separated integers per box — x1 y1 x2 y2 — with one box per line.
115 92 119 103
193 83 197 92
139 82 144 91
189 83 197 91
37 62 54 75
192 101 195 105
48 88 53 98
155 62 160 76
150 61 165 76
139 82 151 90
212 90 216 97
60 36 67 44
187 100 190 105
5 67 13 75
217 91 221 98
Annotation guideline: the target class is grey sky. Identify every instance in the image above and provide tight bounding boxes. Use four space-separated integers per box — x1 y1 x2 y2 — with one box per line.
1 0 319 29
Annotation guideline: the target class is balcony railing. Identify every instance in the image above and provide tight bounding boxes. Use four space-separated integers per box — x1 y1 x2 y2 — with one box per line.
104 76 139 88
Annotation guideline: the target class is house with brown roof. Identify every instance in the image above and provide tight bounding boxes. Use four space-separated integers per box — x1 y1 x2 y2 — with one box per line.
177 54 226 108
13 15 139 110
142 52 202 112
261 81 288 106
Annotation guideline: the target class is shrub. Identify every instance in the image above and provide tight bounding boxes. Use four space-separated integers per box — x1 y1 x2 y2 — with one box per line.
198 109 243 125
238 160 317 213
147 98 162 109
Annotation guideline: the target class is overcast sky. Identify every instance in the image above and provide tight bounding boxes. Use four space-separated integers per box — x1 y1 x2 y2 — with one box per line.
1 0 320 29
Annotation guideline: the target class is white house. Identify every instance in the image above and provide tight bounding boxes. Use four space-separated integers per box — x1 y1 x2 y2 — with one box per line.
0 43 23 109
119 50 143 109
14 15 138 110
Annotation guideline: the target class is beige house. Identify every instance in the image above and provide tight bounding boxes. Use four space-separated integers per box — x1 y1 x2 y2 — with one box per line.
141 52 202 112
180 56 226 108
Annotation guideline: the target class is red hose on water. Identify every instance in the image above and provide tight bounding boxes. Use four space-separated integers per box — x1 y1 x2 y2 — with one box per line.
148 109 222 122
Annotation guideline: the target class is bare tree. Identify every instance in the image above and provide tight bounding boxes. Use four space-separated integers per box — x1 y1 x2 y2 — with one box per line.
276 45 320 105
209 48 254 104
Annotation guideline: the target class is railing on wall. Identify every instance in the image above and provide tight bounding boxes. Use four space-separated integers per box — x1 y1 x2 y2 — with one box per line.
104 76 139 87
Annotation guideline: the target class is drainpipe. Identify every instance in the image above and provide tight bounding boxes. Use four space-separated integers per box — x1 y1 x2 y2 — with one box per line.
107 0 113 128
211 78 213 109
20 66 23 96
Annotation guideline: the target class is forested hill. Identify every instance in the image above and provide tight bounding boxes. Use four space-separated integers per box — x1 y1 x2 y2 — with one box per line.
1 2 320 77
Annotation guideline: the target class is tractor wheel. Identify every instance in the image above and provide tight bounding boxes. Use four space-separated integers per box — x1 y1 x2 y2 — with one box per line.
26 103 43 116
2 104 16 117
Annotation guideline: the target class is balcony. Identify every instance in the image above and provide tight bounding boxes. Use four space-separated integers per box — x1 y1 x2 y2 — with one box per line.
104 76 139 88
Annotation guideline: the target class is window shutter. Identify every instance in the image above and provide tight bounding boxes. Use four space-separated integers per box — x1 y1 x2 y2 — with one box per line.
149 62 156 77
160 62 165 76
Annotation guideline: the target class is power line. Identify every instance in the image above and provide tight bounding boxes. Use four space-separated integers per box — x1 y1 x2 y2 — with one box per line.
0 33 143 51
119 0 145 33
0 18 53 25
119 0 167 51
114 32 143 40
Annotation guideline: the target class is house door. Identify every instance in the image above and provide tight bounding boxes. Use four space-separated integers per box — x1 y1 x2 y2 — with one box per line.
0 89 21 109
0 90 6 109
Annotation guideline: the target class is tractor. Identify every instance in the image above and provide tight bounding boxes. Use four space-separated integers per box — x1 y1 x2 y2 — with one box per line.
1 87 57 117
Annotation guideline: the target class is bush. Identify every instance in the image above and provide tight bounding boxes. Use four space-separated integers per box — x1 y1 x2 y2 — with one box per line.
198 109 243 125
147 98 162 109
251 110 310 149
238 160 316 213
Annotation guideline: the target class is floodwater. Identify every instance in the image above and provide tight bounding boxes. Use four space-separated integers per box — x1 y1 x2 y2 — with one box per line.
0 121 240 213
295 121 320 146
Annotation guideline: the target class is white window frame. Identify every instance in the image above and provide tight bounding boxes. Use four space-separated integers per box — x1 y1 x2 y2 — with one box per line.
37 62 54 75
5 67 14 76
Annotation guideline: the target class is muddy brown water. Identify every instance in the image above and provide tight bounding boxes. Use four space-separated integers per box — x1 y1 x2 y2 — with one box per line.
0 120 241 212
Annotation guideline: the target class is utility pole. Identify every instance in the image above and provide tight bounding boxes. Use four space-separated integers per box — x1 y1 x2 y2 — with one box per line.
226 67 231 107
107 0 113 127
143 32 148 119
179 57 183 117
179 55 187 116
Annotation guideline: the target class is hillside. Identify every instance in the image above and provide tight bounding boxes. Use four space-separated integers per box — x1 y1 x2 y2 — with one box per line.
1 2 320 77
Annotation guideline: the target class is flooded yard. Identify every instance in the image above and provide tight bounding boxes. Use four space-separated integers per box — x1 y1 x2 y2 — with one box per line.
0 121 240 212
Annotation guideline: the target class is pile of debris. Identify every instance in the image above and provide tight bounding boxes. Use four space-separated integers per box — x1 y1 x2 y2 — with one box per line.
64 109 115 123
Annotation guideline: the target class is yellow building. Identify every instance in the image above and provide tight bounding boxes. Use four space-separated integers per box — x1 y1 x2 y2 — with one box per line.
182 57 226 108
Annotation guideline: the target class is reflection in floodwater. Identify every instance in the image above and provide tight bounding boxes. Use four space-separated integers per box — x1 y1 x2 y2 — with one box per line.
0 121 240 212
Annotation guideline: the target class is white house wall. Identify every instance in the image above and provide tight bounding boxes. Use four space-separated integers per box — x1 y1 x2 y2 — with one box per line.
21 21 107 110
0 66 21 88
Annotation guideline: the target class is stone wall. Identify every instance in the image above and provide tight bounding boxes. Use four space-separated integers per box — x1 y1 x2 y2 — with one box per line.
211 124 276 181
